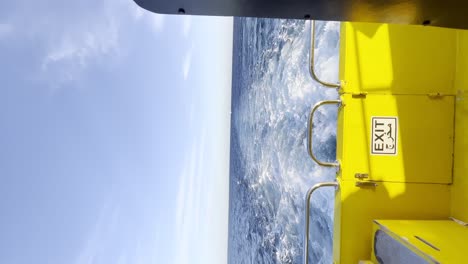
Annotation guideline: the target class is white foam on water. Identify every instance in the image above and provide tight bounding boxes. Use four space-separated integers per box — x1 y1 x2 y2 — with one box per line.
230 19 340 264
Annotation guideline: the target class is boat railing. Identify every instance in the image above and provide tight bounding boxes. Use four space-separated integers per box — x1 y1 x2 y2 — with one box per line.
304 181 340 264
307 100 341 168
309 20 341 89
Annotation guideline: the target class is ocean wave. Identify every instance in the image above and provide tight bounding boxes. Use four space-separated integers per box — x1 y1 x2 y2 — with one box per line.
229 18 340 264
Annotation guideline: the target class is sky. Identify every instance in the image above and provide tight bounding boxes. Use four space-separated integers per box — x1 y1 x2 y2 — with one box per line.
0 0 232 263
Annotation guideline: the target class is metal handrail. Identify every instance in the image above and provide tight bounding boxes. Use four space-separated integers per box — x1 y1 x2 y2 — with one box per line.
304 181 339 264
309 20 341 89
307 100 341 167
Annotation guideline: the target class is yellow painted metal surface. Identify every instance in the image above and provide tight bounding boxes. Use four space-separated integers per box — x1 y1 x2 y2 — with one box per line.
451 30 468 223
372 220 468 263
333 22 461 264
333 180 451 264
338 93 454 183
339 22 457 95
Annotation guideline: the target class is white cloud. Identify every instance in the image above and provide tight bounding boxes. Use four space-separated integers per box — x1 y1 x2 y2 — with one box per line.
42 20 118 69
74 200 120 264
6 0 171 88
188 102 196 127
40 18 119 87
150 14 165 33
129 3 145 21
19 0 128 88
9 0 163 88
174 128 206 264
0 23 13 37
128 3 165 34
182 17 192 37
116 253 129 264
182 49 192 80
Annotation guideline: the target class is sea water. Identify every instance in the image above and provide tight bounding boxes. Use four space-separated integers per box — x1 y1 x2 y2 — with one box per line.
228 18 340 264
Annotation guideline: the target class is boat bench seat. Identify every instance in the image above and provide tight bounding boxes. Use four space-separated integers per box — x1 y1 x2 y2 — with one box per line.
371 220 468 264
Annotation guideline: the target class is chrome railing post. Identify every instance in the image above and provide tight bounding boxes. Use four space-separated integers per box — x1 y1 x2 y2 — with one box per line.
309 20 341 89
304 181 339 264
307 100 341 168
304 21 341 264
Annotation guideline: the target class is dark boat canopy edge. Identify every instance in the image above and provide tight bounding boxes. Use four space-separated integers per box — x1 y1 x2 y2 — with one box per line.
134 0 468 30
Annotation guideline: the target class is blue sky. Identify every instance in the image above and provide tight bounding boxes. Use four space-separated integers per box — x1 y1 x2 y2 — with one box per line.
0 0 232 263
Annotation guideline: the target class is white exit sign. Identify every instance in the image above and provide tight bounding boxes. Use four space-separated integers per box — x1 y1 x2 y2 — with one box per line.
371 117 398 155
